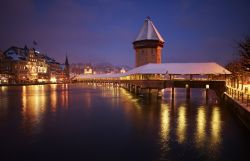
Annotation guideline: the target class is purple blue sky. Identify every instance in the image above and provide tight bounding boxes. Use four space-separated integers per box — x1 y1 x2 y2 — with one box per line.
0 0 250 67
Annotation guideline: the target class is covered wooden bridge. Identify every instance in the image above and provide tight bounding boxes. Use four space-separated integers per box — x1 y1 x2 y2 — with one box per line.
73 62 231 99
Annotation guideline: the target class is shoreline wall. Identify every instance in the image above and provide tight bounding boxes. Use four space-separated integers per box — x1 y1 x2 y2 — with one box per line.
223 93 250 130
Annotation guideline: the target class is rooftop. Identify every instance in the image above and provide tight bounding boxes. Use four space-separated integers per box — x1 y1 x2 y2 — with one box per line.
76 62 231 79
126 62 231 75
135 17 165 42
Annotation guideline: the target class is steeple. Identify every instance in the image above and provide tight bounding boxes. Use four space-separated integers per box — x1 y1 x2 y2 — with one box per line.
65 55 69 66
64 54 70 81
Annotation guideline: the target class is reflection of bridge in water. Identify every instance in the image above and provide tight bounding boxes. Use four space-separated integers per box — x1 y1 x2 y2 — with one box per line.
73 63 231 100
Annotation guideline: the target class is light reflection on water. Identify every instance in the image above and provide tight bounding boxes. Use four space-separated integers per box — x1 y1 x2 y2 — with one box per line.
160 104 170 140
0 84 248 161
61 84 69 109
50 84 57 112
195 106 206 147
211 106 221 145
118 87 224 158
176 105 187 144
159 103 170 156
20 84 70 135
21 85 46 135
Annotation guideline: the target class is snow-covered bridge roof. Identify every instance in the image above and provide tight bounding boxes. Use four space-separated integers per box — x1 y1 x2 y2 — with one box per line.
126 63 231 75
76 73 125 79
75 62 231 79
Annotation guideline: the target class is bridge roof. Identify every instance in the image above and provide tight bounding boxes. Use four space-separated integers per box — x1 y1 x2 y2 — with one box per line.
76 73 124 79
127 63 231 75
75 62 231 79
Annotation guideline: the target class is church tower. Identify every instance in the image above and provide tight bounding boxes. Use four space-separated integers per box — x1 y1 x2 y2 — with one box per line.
64 55 70 80
133 17 165 67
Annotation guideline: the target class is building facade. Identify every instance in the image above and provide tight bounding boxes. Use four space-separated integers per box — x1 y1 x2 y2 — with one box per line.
133 17 165 67
84 64 93 75
0 46 68 84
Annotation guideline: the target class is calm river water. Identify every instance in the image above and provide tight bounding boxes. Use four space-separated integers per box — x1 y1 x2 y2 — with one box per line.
0 83 249 161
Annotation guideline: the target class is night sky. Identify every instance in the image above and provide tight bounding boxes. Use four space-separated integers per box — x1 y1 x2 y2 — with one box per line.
0 0 250 67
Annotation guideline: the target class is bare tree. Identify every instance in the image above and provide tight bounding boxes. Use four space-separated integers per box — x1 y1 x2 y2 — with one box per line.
238 36 250 71
226 36 250 89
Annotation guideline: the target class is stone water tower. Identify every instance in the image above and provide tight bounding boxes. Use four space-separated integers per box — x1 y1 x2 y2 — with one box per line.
133 17 165 67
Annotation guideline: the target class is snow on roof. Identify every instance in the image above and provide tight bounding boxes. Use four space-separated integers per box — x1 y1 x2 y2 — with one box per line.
126 63 231 75
126 62 231 75
135 17 164 42
5 50 25 61
77 73 125 79
76 62 231 79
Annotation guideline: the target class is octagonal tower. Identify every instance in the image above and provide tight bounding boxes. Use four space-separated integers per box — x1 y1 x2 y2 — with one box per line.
133 17 165 67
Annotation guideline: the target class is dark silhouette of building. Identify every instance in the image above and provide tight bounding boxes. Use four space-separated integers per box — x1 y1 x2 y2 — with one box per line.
133 17 165 67
64 55 70 80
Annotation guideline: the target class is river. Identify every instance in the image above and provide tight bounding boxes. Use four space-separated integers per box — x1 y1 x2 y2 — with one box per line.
0 83 249 161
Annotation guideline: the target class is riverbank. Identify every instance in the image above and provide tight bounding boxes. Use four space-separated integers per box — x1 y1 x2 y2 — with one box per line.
223 93 250 130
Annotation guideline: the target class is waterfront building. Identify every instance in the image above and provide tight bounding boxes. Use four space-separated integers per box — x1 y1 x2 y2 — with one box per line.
94 63 112 74
70 63 85 75
45 56 64 83
133 17 165 67
0 46 67 83
84 64 93 75
1 46 30 83
0 50 10 84
36 54 49 82
120 67 126 73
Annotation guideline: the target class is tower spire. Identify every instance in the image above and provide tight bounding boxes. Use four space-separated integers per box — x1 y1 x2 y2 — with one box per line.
65 54 69 65
64 53 70 81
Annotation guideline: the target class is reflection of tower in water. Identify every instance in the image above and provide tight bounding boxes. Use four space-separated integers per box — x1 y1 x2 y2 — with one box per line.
61 84 69 109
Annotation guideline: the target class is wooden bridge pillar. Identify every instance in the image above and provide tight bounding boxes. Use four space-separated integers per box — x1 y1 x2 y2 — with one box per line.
132 85 135 93
186 84 190 99
131 85 134 93
147 88 151 97
135 86 140 95
171 87 175 99
205 85 209 103
128 84 131 91
157 89 162 98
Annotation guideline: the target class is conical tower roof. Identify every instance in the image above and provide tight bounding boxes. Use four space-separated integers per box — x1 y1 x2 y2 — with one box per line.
135 17 164 42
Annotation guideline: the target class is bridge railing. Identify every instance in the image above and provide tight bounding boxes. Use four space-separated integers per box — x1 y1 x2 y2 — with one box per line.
226 86 250 106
